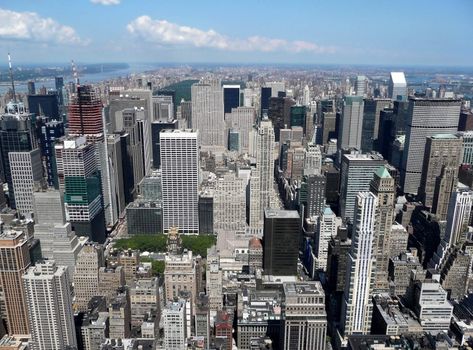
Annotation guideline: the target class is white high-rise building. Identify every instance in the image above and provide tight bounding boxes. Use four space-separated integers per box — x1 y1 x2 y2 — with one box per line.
225 106 256 153
9 148 45 218
315 207 340 271
339 96 364 150
341 192 378 336
33 190 82 279
355 75 368 97
414 280 453 334
160 130 199 234
303 85 311 105
339 152 385 224
249 119 275 230
163 300 187 350
304 142 322 175
401 98 461 194
388 72 407 101
23 261 77 350
213 171 247 233
445 186 473 247
191 79 224 150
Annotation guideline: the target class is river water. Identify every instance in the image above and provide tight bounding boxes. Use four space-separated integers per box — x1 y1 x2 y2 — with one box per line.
0 63 159 95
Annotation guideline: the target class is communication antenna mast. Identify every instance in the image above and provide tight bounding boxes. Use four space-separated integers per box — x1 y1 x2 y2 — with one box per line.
71 59 80 86
7 53 17 103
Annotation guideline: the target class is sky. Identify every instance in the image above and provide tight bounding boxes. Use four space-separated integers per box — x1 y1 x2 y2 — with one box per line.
0 0 472 66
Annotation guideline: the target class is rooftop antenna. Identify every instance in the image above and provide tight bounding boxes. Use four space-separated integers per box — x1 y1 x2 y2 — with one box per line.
71 59 80 86
7 53 17 103
71 59 85 134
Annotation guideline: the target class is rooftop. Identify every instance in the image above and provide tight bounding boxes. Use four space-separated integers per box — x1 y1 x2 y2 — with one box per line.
283 281 325 297
390 71 407 85
264 209 299 219
375 166 392 179
430 133 459 140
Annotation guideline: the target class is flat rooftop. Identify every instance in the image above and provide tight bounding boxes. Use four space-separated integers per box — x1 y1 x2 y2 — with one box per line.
264 209 299 219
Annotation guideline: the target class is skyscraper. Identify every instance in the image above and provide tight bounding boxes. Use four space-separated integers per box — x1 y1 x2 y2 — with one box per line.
191 79 225 150
361 98 392 152
282 282 327 350
27 94 60 120
355 75 368 97
0 112 37 208
339 152 385 223
9 149 45 217
388 72 407 101
224 106 256 153
315 207 340 271
33 190 81 279
0 230 30 336
263 209 300 276
445 186 473 247
338 96 364 150
249 119 276 229
55 136 106 243
160 130 199 234
68 85 104 140
401 98 461 194
151 119 178 169
73 243 105 311
370 166 395 293
419 134 462 217
213 171 246 233
23 261 77 350
122 108 145 195
38 119 65 187
163 300 187 350
223 84 240 114
341 192 377 336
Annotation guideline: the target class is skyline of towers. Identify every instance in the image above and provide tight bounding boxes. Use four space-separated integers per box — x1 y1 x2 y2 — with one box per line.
0 60 471 349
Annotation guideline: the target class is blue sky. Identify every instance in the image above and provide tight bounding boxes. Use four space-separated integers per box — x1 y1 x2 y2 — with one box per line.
0 0 472 66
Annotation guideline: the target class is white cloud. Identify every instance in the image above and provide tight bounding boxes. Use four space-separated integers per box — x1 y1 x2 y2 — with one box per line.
0 8 86 45
90 0 120 5
127 16 335 54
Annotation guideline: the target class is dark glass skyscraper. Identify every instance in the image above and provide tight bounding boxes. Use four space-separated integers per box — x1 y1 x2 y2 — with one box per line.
39 119 65 188
260 87 271 116
223 85 240 114
0 112 38 208
263 209 300 276
151 120 178 169
27 94 60 120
